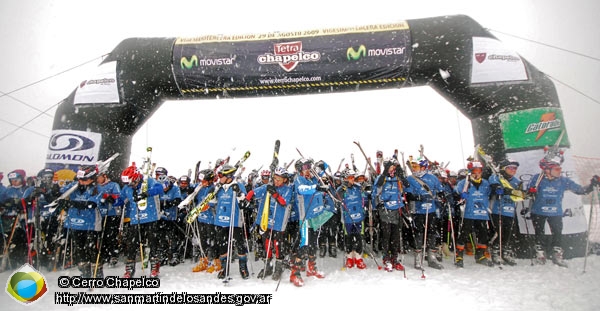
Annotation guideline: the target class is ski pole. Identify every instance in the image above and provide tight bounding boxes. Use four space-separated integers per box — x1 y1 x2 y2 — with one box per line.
583 186 598 273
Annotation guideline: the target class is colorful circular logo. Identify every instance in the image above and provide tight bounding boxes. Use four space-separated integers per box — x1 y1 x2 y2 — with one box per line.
5 264 48 305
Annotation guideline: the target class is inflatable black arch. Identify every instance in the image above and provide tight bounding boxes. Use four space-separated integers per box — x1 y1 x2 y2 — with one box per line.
47 15 586 258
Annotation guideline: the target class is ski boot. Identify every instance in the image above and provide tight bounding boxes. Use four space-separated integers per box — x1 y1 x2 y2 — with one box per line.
109 257 118 268
475 245 493 267
491 246 503 266
169 253 180 266
238 255 249 280
272 259 284 281
393 256 405 271
355 257 367 269
78 262 91 278
123 260 135 278
192 257 209 272
502 248 517 266
150 257 160 278
534 245 546 265
92 263 104 278
207 258 222 273
290 266 304 287
306 257 325 278
552 247 568 268
427 249 444 270
258 258 274 279
414 250 423 270
319 244 327 258
328 243 337 258
383 256 394 272
455 245 465 268
217 257 229 279
345 255 355 269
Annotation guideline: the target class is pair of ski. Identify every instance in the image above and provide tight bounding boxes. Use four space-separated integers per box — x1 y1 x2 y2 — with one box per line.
185 151 251 224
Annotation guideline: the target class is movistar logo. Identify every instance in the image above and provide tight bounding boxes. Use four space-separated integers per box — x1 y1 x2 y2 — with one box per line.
347 45 366 61
181 55 199 69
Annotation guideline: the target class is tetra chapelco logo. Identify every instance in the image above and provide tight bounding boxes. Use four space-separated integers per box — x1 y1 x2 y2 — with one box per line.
5 264 48 305
257 41 321 72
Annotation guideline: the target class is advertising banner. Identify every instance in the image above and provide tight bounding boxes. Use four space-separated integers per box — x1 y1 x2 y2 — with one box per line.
471 36 528 84
173 22 411 95
45 129 102 167
499 107 570 151
74 61 120 106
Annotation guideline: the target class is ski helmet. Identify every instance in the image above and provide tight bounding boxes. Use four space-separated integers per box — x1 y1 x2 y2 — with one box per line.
198 169 215 182
121 164 143 184
179 175 191 185
260 170 271 179
499 158 520 169
77 165 98 180
296 158 314 172
7 169 26 183
467 161 483 172
539 156 563 170
341 168 356 179
219 164 237 178
155 167 168 176
37 168 55 182
273 167 288 178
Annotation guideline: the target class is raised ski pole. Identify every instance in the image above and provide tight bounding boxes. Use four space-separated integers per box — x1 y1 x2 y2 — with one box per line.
353 141 377 177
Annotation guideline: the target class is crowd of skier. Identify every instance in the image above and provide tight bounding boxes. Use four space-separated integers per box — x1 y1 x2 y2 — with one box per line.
1 146 598 287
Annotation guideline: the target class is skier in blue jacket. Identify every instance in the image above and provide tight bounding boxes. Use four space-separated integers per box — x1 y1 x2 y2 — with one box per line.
372 158 407 272
191 169 218 273
454 160 494 267
213 164 250 280
59 165 102 278
488 158 521 266
1 169 31 269
406 157 444 270
336 168 367 269
116 163 164 278
290 158 332 287
244 167 293 281
95 170 121 268
526 154 599 267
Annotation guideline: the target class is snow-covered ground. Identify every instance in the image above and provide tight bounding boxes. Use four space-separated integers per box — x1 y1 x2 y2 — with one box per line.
2 250 600 311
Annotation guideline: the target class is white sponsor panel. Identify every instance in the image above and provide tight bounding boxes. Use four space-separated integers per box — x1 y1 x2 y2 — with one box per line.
46 129 102 166
471 37 528 84
74 61 120 105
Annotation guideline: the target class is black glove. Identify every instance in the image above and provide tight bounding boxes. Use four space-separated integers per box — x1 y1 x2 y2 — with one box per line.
102 193 116 204
591 175 600 187
56 199 69 211
266 184 277 195
316 184 329 192
231 183 240 193
135 192 148 202
401 178 410 188
376 202 384 209
520 207 530 216
503 187 513 196
239 199 250 209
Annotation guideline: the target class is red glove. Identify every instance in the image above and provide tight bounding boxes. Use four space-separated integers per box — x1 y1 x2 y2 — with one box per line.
528 187 537 194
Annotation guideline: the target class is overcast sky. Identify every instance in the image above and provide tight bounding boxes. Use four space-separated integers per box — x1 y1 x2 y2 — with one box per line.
1 0 598 179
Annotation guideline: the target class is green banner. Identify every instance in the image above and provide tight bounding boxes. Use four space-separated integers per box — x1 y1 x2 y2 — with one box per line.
499 107 570 151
